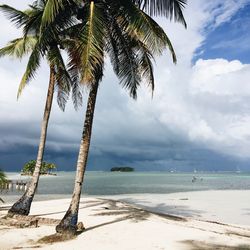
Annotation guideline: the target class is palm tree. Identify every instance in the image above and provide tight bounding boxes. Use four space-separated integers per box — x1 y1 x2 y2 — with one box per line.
53 0 187 235
0 1 80 216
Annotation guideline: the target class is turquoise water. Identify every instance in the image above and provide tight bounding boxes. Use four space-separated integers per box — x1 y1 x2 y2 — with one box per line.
3 171 250 200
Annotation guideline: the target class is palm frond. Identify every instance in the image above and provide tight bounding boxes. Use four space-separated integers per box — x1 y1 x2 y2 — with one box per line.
47 45 72 111
40 0 65 29
0 5 29 28
17 44 41 98
40 0 80 32
22 5 43 38
62 38 83 110
117 2 177 62
71 2 105 85
107 18 141 99
71 73 84 110
133 0 187 27
137 41 155 95
0 36 37 59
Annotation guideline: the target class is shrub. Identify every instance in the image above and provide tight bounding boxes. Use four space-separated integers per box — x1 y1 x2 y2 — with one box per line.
22 160 57 175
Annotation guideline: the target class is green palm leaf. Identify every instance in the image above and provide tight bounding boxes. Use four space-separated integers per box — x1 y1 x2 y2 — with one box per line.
107 18 141 99
47 45 72 111
0 4 29 28
0 36 37 59
73 2 105 84
133 0 187 27
41 0 65 29
40 0 80 32
138 41 155 95
17 44 41 98
117 1 177 62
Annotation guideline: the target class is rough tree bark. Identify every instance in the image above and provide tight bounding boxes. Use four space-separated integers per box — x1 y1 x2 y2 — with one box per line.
8 65 55 216
56 80 99 235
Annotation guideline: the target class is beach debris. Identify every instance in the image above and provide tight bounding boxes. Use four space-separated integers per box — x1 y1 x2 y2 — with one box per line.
77 222 85 232
37 232 76 244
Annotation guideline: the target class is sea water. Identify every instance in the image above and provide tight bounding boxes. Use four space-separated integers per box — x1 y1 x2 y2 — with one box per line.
2 171 250 202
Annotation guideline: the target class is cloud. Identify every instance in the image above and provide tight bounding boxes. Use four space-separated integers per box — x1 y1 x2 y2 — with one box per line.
0 0 250 171
202 0 249 29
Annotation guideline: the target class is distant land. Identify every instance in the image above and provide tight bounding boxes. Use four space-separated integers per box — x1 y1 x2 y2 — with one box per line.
111 167 134 172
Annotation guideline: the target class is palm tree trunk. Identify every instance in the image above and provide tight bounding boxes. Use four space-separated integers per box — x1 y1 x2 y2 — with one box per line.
56 80 99 235
8 65 55 216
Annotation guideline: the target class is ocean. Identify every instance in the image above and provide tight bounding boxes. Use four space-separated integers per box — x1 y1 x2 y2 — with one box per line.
2 171 250 203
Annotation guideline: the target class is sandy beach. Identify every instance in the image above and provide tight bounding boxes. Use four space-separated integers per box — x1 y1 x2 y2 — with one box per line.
1 190 250 250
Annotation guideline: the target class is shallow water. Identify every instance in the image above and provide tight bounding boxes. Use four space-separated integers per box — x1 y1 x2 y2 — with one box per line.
2 171 250 202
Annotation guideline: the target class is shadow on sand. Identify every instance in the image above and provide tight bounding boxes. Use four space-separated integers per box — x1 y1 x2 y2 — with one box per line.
36 199 152 245
37 198 186 245
117 197 204 218
181 240 250 250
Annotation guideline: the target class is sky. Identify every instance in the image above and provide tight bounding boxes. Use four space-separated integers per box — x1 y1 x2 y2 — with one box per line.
0 0 250 172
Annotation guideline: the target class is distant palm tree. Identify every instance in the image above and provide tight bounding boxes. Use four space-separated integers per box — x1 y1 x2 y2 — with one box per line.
53 0 186 234
0 1 80 215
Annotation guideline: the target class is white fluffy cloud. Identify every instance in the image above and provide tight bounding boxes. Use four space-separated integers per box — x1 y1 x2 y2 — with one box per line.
152 58 250 158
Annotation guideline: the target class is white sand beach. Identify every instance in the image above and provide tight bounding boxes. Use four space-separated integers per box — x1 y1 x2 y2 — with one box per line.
1 190 250 250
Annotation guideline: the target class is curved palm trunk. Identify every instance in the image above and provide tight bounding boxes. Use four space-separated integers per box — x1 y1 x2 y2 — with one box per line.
8 66 55 216
56 80 99 235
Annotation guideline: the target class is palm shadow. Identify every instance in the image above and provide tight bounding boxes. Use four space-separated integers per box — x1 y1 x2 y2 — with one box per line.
85 199 151 232
117 197 204 218
32 199 107 217
0 205 11 211
36 199 151 245
181 240 250 250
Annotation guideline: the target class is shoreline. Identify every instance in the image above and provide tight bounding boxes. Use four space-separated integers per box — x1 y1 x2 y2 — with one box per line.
2 190 250 226
1 190 250 249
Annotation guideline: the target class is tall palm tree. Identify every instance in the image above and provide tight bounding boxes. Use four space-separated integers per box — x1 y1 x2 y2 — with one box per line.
54 0 186 234
0 1 80 216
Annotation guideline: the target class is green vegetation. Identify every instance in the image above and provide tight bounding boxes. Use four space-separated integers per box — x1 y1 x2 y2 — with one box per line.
111 167 134 172
0 169 7 184
21 160 57 176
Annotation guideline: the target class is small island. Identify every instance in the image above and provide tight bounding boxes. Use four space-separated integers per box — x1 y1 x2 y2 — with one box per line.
110 167 134 172
21 160 57 176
